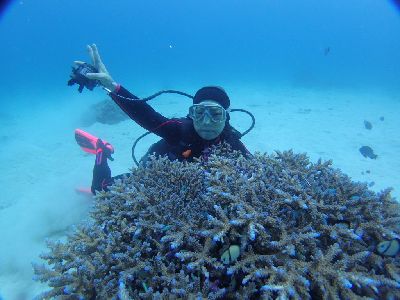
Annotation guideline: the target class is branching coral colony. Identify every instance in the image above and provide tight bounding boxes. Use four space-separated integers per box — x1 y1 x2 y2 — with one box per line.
34 144 400 299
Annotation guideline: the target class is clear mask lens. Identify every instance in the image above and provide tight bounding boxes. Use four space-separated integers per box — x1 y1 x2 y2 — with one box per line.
189 104 226 122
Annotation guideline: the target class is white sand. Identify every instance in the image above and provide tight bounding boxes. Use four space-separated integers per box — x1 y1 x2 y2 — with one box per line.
0 86 398 299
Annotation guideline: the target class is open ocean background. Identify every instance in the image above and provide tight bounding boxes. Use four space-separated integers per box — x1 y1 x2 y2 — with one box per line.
0 0 399 298
1 0 400 100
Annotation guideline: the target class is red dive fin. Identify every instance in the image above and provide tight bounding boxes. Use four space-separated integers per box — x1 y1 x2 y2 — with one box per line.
75 129 114 155
75 187 93 195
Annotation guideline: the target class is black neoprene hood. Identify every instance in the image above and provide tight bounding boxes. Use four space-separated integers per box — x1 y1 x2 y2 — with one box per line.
193 86 230 109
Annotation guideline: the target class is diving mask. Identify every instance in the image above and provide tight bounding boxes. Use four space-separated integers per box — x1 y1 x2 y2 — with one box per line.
189 103 227 123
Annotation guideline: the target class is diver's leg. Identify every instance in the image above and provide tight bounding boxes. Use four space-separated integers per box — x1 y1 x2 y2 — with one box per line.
74 129 130 194
91 139 113 194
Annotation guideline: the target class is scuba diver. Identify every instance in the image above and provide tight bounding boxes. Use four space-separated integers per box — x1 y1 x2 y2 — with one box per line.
70 46 398 262
70 44 252 194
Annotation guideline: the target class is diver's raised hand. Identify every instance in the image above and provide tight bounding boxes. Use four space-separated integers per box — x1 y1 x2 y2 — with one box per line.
74 44 117 91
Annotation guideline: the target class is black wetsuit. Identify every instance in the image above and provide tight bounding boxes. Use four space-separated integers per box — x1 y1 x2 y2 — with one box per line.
91 85 250 193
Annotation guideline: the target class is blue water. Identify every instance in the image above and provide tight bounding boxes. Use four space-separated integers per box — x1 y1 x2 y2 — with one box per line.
1 0 399 103
0 0 399 299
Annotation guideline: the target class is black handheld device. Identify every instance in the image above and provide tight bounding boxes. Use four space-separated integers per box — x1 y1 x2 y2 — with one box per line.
67 63 99 93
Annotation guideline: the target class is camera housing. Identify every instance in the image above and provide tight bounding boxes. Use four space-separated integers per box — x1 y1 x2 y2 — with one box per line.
67 63 99 93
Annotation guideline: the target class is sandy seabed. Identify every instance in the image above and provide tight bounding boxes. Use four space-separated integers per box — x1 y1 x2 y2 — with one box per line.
0 85 398 299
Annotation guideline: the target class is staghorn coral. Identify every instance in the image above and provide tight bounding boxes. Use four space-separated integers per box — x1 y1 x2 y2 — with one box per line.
34 144 400 299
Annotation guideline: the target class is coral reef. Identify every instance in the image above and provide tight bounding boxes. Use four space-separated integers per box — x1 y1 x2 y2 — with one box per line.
34 144 400 299
80 99 128 126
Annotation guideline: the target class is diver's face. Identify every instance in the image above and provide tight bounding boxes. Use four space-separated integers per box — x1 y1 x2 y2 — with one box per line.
190 100 227 140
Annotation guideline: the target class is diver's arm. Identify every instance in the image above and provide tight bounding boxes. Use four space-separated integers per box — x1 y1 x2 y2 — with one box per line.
110 85 183 141
76 44 182 140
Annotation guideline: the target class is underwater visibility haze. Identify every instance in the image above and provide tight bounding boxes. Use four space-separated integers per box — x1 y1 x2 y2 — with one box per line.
0 0 399 299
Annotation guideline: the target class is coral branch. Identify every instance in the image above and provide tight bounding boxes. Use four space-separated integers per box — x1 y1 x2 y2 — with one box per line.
34 145 400 299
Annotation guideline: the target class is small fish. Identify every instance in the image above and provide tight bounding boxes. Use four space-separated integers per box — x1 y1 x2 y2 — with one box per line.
368 181 375 187
324 47 331 56
380 116 384 121
364 120 372 130
377 239 400 256
359 146 378 159
221 245 240 264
